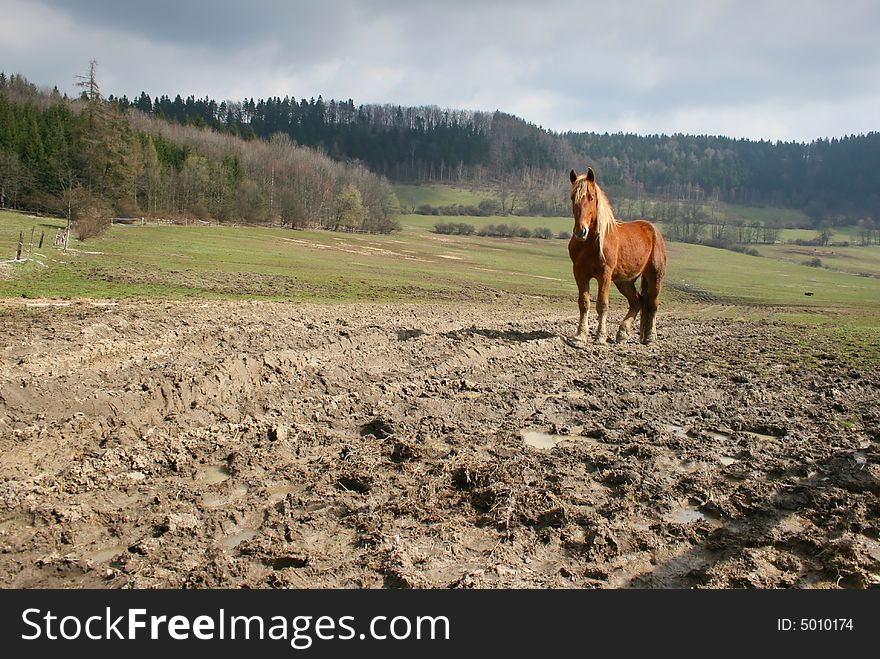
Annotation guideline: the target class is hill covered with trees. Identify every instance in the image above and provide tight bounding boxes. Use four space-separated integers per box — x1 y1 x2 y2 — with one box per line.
0 70 399 238
3 66 879 235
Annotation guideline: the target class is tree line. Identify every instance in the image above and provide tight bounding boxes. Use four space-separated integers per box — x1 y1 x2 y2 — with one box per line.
0 70 399 237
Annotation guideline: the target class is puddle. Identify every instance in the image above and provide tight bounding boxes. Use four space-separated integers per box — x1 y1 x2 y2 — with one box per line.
194 464 230 485
665 424 692 439
522 431 601 450
653 452 706 475
523 431 566 449
266 482 297 502
777 514 811 535
88 544 128 563
669 507 708 524
747 431 784 442
668 424 734 442
665 501 720 526
667 424 783 444
201 484 248 508
220 528 258 551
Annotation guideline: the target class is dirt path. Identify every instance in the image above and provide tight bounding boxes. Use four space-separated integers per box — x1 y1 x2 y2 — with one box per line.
0 299 877 588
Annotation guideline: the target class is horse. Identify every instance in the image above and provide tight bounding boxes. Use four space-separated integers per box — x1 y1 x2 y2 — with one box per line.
568 167 667 345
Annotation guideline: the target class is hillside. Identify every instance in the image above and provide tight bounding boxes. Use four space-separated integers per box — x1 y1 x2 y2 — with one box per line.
4 67 880 239
108 87 880 223
0 72 398 234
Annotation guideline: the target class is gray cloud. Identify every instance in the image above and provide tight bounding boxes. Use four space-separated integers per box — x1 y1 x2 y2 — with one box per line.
3 0 879 140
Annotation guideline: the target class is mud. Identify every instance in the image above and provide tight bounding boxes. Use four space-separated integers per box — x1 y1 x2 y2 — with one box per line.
0 299 877 588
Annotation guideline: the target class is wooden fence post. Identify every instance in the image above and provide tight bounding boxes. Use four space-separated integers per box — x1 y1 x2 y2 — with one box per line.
16 231 23 261
39 231 45 249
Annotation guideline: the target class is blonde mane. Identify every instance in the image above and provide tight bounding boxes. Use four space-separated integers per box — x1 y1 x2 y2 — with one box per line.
571 177 618 257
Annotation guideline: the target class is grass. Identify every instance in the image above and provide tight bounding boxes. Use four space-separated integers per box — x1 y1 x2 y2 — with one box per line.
665 241 880 309
0 209 575 303
714 203 812 227
774 314 880 372
758 243 880 277
4 209 880 310
393 184 503 212
775 227 853 244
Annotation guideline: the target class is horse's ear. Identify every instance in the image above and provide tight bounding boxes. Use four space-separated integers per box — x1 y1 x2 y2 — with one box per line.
569 169 578 183
586 167 595 182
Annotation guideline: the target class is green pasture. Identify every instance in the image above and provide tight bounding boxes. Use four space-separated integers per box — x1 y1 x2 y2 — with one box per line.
758 242 880 277
0 210 575 303
775 227 856 245
691 202 813 228
393 184 502 212
715 203 813 227
664 241 880 310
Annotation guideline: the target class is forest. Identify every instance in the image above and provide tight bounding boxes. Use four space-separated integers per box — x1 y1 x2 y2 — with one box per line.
0 70 399 238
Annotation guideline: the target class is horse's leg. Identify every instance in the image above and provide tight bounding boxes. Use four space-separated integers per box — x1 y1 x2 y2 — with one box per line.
614 280 641 343
640 268 662 344
594 272 611 345
573 264 591 341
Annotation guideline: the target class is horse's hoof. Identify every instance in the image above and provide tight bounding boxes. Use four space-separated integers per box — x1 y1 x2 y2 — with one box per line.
641 335 657 345
594 337 608 346
615 331 630 343
564 335 588 348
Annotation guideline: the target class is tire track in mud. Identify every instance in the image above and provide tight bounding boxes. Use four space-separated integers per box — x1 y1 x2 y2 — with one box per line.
0 300 877 588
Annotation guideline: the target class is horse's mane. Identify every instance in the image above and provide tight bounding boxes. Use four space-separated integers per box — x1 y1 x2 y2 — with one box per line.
571 177 618 257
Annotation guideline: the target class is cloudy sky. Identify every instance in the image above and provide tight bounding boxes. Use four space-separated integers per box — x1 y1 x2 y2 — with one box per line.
2 0 878 141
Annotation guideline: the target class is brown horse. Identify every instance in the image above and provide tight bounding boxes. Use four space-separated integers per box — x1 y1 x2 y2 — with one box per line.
568 167 666 344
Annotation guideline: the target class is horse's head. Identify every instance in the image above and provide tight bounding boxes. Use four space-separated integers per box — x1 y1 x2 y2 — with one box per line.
569 167 598 241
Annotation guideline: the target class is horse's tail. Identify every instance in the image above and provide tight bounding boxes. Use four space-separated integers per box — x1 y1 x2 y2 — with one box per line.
640 223 667 341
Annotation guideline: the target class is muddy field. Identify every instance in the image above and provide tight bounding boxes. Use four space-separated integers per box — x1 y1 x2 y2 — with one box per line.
0 299 878 588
